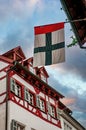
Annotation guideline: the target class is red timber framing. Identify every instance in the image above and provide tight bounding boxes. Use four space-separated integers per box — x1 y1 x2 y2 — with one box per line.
6 61 65 128
2 46 26 62
0 55 13 105
0 92 7 104
23 57 49 83
0 46 72 129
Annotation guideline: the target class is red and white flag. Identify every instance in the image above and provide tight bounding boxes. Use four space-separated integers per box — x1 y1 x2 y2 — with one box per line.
33 22 65 67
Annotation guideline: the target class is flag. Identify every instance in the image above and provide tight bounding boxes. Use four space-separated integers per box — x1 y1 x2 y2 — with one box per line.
33 22 65 67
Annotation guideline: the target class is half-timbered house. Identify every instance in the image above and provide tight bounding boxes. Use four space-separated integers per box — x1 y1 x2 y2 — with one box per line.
0 46 85 130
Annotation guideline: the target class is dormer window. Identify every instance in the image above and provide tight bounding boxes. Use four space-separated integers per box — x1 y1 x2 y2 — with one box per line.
38 67 49 83
29 65 35 74
41 74 47 82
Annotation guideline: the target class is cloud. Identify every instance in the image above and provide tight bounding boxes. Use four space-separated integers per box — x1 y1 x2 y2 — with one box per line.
0 0 65 55
0 0 43 23
47 64 86 95
61 98 76 106
46 68 86 127
0 0 86 128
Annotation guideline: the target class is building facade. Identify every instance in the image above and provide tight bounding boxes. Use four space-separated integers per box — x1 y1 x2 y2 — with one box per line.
0 46 85 130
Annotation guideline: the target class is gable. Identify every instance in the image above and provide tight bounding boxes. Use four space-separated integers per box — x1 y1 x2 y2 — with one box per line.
2 46 26 62
39 67 49 78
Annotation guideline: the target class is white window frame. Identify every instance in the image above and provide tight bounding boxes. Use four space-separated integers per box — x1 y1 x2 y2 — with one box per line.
64 122 72 130
25 89 30 102
47 102 56 118
29 65 35 74
25 88 34 105
29 92 34 105
36 95 40 108
11 120 25 130
56 107 61 120
36 95 46 112
50 105 56 118
40 98 45 112
15 85 21 97
31 128 36 130
10 78 16 93
10 78 21 97
47 101 51 115
41 74 46 82
11 120 17 130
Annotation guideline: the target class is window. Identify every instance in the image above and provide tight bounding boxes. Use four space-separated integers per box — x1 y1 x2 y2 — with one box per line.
29 65 35 74
10 78 16 93
11 120 25 130
29 92 34 105
36 95 46 112
15 85 21 97
56 107 61 120
40 98 45 112
10 78 21 97
31 128 36 130
51 105 56 118
64 122 72 130
47 102 56 118
25 89 35 105
41 74 46 82
36 95 40 108
25 89 29 101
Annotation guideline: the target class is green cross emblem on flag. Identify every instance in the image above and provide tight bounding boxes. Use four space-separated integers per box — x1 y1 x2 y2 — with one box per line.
33 22 65 67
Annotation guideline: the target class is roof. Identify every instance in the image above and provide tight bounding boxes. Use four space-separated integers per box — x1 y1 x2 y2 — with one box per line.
38 66 49 78
60 0 86 48
60 110 85 130
59 101 72 114
0 55 13 64
2 46 26 61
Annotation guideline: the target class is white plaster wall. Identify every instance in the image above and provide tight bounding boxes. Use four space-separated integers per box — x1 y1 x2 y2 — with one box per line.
0 78 6 130
0 78 6 92
0 61 8 70
0 71 6 78
60 116 76 130
0 61 7 130
0 103 6 130
8 101 61 130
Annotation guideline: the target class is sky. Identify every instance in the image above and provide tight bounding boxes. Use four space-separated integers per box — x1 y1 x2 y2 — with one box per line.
0 0 86 128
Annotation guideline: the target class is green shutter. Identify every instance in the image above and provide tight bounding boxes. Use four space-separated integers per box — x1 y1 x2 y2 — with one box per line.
11 120 17 130
10 78 16 93
56 107 61 120
36 95 40 108
47 101 51 115
24 88 30 102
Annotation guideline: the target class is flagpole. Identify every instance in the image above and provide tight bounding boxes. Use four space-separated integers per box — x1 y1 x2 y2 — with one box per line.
64 18 86 49
64 18 86 23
